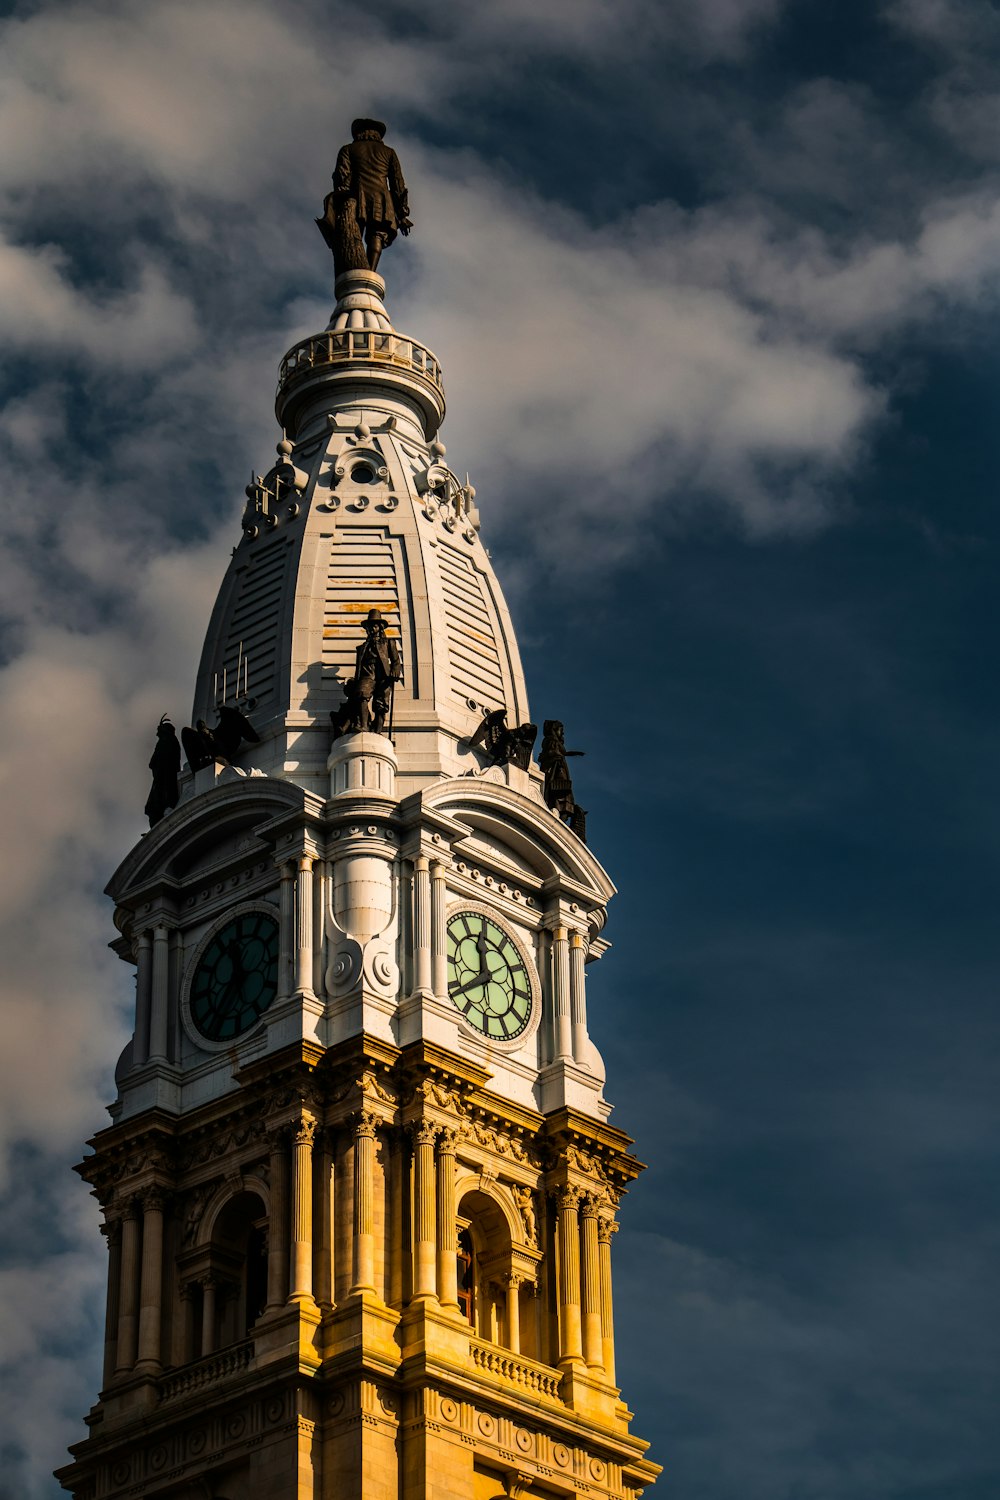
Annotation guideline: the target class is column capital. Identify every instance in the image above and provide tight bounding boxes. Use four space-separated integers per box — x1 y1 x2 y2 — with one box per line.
409 1119 440 1148
437 1125 462 1154
355 1109 380 1139
597 1215 619 1246
292 1117 318 1148
557 1183 583 1213
579 1192 601 1221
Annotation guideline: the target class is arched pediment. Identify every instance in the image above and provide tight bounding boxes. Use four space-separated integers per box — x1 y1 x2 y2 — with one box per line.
421 779 615 903
106 777 314 901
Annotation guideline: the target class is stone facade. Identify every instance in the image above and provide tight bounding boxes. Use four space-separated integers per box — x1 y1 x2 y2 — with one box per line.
57 270 659 1500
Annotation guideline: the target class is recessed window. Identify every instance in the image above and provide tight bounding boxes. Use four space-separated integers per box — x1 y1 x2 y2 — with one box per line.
351 462 376 484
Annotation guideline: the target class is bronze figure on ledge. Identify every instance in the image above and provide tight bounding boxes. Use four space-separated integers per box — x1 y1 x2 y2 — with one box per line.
316 118 412 278
144 715 180 828
182 704 260 772
467 708 537 770
539 719 587 843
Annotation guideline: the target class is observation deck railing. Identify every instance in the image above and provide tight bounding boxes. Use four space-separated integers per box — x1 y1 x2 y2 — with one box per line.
469 1337 563 1401
277 327 444 400
158 1339 254 1404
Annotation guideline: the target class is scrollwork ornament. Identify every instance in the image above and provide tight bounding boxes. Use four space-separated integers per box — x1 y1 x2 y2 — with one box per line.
355 1110 379 1141
557 1183 583 1213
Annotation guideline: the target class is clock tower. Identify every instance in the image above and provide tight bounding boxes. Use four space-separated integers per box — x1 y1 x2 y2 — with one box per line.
57 148 660 1500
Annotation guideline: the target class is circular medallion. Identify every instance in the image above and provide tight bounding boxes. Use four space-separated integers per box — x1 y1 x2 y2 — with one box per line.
189 910 279 1043
446 910 534 1041
477 1412 496 1437
553 1443 570 1467
515 1427 533 1453
440 1397 459 1424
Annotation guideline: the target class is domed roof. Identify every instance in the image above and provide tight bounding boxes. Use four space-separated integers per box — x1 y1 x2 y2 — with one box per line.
192 272 534 799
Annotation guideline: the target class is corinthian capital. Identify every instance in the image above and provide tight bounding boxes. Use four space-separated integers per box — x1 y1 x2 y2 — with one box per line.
410 1119 439 1148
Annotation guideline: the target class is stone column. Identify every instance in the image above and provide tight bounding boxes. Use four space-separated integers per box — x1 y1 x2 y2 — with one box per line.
580 1195 604 1371
277 861 295 1001
435 1128 459 1308
315 1128 334 1309
413 856 432 993
294 856 315 998
412 1121 438 1301
556 1187 583 1367
289 1118 316 1304
552 927 572 1061
133 931 152 1067
101 1217 122 1388
148 926 170 1062
115 1203 140 1374
505 1273 522 1355
266 1129 289 1311
179 1283 196 1365
312 861 327 999
598 1214 618 1382
351 1113 378 1294
430 859 448 998
570 930 588 1064
135 1189 165 1372
200 1275 217 1358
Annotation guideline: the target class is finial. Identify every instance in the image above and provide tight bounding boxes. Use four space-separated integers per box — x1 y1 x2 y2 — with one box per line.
315 120 413 281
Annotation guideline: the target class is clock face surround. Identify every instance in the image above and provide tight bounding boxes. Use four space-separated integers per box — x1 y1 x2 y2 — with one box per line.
446 908 535 1043
188 908 279 1044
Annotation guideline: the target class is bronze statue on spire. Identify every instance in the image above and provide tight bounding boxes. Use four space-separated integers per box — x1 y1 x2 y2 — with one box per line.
316 118 412 279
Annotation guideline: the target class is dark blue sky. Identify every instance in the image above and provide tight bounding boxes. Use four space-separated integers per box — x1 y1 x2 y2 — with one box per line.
1 1 998 1496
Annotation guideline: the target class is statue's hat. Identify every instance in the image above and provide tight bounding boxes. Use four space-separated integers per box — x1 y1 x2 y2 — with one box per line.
364 608 389 627
352 117 387 139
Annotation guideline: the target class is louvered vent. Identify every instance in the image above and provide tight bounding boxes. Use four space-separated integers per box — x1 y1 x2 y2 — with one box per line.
323 529 402 679
438 545 506 712
218 539 290 709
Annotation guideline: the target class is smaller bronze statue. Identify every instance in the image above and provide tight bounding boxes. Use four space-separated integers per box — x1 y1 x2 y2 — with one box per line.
331 611 402 738
329 675 365 741
144 715 180 828
182 704 260 772
467 708 537 769
539 720 587 843
316 118 412 279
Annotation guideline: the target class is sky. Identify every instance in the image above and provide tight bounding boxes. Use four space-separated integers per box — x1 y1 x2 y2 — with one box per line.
0 0 999 1496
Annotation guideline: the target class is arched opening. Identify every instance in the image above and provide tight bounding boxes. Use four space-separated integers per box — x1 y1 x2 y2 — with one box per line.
457 1188 537 1357
182 1189 268 1360
212 1191 268 1343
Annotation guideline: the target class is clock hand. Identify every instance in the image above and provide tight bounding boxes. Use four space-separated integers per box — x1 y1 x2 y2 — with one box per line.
450 967 491 1000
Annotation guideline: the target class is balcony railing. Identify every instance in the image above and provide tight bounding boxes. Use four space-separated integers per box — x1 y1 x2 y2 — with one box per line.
469 1338 563 1401
158 1340 254 1404
277 328 444 399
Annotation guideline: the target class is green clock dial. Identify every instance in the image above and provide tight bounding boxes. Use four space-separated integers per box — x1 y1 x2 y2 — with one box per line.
447 911 533 1041
190 911 279 1043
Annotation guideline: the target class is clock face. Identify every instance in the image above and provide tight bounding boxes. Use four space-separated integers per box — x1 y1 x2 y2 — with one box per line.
190 911 279 1043
447 911 533 1041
